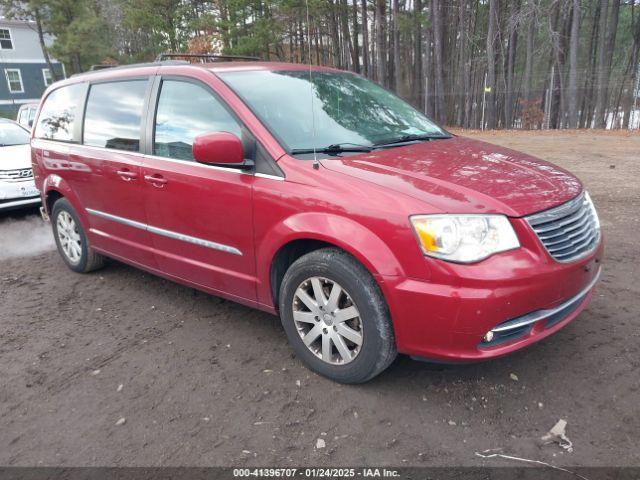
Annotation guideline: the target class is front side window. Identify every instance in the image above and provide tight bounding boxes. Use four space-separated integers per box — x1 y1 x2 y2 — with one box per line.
154 80 242 161
0 122 30 146
219 70 448 153
83 80 148 152
5 69 23 93
0 29 13 49
34 83 85 142
43 68 53 87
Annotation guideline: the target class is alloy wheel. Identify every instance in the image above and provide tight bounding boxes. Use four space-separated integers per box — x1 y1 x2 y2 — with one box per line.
56 211 82 264
292 276 363 365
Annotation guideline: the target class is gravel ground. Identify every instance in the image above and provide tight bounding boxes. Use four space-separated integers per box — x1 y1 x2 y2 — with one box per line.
0 130 638 468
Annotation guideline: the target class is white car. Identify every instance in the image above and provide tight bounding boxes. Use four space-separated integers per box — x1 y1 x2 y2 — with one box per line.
0 119 40 211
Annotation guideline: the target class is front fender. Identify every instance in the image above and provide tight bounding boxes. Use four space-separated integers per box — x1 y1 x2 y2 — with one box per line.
256 212 405 307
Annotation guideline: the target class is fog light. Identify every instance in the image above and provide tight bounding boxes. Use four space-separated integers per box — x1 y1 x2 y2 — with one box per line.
483 331 494 343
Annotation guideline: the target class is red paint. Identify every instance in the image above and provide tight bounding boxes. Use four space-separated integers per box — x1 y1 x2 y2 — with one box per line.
320 136 583 217
31 62 603 362
193 132 244 165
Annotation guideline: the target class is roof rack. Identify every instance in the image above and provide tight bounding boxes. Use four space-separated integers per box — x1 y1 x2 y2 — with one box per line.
155 53 261 63
89 64 117 71
71 60 189 77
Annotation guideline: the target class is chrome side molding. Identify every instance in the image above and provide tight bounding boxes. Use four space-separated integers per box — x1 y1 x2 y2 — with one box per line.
86 208 242 256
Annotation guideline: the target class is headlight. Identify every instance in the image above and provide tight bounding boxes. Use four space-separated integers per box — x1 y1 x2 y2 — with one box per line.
410 214 520 263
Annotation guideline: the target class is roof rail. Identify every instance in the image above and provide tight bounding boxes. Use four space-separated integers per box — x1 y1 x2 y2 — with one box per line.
89 64 117 71
155 53 261 63
71 60 189 77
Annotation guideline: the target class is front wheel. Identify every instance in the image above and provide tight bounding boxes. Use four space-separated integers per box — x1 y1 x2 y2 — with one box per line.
279 248 397 383
51 198 105 273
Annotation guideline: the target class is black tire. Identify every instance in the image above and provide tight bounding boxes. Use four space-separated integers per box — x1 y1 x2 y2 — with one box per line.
51 198 105 273
279 248 397 383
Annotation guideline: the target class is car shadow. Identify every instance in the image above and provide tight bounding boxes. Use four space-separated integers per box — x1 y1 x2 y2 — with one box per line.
94 257 573 391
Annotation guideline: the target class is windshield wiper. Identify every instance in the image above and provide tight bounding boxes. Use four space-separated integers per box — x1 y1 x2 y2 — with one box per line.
373 133 450 147
290 135 450 155
290 143 373 155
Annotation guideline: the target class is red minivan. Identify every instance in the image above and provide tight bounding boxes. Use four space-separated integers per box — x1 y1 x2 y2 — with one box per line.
31 60 603 383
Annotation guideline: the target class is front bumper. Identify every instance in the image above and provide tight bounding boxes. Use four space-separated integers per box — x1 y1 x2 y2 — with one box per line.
382 234 604 362
479 268 600 348
0 180 41 211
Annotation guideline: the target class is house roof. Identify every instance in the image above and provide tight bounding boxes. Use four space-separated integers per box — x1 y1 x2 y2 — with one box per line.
0 18 38 28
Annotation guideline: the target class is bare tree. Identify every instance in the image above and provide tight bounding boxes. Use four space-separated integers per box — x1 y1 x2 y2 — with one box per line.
504 1 520 128
485 0 499 129
412 0 423 106
523 2 536 103
593 0 610 127
392 0 401 92
375 0 387 85
352 0 361 73
568 0 581 128
361 0 370 77
430 0 445 124
622 4 640 128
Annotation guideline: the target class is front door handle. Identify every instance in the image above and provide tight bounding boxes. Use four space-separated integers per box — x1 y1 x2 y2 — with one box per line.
116 169 138 181
144 174 168 188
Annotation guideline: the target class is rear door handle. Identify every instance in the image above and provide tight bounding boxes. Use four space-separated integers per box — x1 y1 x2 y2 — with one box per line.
144 174 168 187
116 169 138 181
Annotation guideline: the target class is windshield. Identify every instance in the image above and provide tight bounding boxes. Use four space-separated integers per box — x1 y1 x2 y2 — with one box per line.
219 70 448 153
0 122 30 146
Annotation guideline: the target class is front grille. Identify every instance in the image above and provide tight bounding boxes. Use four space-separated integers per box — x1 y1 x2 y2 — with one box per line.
526 192 600 263
0 168 33 182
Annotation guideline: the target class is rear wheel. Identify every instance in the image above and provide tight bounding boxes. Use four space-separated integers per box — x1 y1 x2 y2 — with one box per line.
279 248 396 383
51 198 105 273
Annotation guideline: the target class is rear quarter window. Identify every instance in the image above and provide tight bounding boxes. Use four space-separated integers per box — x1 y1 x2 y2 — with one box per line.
34 84 86 142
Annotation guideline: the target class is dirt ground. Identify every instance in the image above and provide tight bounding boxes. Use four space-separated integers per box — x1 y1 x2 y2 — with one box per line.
0 130 638 468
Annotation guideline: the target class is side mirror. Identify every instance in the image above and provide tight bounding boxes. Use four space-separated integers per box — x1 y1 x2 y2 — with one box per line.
193 132 244 166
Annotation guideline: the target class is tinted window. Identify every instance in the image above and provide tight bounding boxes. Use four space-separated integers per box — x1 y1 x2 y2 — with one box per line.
154 80 242 161
34 84 85 142
83 80 147 151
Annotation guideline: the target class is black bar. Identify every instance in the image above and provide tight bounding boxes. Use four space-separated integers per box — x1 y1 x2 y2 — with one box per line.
0 467 639 480
155 53 261 62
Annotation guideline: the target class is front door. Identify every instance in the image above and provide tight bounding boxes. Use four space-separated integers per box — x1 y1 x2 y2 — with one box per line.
141 77 256 304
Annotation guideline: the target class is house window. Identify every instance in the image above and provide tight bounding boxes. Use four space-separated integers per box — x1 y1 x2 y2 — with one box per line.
0 29 13 49
42 68 53 87
5 69 24 93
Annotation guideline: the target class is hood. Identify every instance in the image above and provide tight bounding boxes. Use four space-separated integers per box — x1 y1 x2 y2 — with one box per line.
319 136 582 217
0 144 32 171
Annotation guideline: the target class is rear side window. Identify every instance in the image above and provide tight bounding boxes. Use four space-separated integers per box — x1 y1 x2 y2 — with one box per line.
34 84 85 142
83 80 148 152
153 80 242 161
